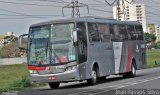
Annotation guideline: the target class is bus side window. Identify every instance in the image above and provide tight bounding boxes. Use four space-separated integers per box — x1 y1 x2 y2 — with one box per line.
135 25 144 40
113 25 120 41
127 25 136 40
88 23 100 42
110 25 115 41
97 24 111 42
119 25 128 40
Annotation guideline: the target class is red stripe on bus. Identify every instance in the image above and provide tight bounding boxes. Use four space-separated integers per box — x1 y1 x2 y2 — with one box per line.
127 47 132 72
28 66 46 71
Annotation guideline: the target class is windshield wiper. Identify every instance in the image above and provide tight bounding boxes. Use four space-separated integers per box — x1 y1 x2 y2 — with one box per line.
46 39 49 57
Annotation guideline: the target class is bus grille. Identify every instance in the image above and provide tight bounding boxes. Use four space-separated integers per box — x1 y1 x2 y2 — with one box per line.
52 68 65 74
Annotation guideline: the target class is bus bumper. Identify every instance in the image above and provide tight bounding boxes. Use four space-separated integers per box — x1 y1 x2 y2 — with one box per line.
29 69 80 83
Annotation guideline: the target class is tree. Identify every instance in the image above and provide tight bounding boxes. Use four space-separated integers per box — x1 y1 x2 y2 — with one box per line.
144 33 156 43
156 41 160 49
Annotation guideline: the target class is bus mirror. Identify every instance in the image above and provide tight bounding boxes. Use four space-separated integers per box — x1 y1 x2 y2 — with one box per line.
72 30 78 43
19 34 28 50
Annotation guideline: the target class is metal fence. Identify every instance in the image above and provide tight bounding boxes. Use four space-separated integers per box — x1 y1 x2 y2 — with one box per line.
0 57 27 65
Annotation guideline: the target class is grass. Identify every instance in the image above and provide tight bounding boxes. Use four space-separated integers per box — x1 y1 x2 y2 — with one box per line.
0 50 160 92
146 49 160 68
0 64 46 93
0 64 29 92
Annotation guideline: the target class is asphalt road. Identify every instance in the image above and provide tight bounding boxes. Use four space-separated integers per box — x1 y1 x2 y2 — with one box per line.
18 67 160 95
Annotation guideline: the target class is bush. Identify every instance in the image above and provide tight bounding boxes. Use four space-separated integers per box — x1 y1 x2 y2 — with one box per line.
9 75 32 90
0 76 32 93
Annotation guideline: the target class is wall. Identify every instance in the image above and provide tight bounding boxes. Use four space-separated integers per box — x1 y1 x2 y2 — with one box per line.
0 57 27 65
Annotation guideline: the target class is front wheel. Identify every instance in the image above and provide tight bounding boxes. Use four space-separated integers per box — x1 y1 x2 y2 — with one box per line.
49 82 60 89
87 68 98 85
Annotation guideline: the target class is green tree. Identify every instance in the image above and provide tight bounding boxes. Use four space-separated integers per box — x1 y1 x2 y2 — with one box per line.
144 33 156 43
156 41 160 49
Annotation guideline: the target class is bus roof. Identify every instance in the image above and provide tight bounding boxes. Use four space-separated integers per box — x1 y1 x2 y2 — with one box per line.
30 16 141 27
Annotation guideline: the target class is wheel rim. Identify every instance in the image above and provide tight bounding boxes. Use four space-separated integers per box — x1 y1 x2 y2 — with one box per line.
92 70 97 79
92 70 97 83
132 65 136 75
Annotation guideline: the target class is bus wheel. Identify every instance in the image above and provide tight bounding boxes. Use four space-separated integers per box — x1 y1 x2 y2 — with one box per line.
87 67 98 85
129 61 136 77
123 61 136 78
49 82 60 89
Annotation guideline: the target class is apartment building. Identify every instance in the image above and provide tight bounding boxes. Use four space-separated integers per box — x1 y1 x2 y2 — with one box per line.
113 3 147 32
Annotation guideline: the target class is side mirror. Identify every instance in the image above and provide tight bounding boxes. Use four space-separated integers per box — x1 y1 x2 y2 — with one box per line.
19 34 28 50
72 30 78 43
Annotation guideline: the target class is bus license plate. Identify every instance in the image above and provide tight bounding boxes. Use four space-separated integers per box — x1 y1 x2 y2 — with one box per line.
48 76 56 80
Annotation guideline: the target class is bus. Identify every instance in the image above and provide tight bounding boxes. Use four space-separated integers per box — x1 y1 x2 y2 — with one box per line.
19 16 146 89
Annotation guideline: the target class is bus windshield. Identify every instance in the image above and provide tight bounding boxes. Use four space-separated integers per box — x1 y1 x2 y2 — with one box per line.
29 25 50 65
28 23 76 66
50 23 76 64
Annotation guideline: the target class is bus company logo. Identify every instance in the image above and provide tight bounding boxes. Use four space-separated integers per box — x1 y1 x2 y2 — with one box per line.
115 46 119 49
136 44 139 52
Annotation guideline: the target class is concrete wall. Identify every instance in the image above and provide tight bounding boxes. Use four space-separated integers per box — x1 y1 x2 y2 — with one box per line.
0 57 27 65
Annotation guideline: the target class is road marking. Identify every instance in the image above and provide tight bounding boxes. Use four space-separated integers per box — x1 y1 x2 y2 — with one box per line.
68 76 160 95
92 76 160 95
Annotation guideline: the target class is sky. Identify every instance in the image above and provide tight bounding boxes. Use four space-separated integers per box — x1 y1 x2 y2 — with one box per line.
0 0 160 36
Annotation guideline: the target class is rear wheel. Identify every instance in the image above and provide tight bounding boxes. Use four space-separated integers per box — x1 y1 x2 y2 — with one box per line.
49 82 60 89
129 62 136 77
87 67 98 85
123 61 136 78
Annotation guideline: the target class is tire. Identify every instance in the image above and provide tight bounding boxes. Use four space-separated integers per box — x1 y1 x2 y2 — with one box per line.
49 82 60 89
87 67 98 85
123 61 136 78
129 62 136 77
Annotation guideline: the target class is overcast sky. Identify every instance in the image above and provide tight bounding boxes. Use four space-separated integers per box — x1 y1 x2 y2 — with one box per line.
0 0 160 36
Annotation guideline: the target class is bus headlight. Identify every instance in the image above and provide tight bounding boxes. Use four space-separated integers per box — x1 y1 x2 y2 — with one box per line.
29 70 38 74
65 65 77 71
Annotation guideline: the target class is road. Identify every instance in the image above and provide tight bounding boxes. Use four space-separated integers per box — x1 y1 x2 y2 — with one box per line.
18 67 160 95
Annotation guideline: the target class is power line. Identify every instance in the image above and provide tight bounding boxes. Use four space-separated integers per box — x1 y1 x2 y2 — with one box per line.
104 0 117 6
146 5 160 13
149 0 160 5
124 0 134 4
0 13 62 17
0 0 63 7
19 0 69 4
89 8 112 13
59 0 70 3
0 8 48 19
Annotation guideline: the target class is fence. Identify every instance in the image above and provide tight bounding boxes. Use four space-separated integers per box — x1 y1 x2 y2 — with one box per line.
0 57 27 65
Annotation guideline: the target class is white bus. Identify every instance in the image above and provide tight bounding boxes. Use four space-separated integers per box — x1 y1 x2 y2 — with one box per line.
19 16 146 89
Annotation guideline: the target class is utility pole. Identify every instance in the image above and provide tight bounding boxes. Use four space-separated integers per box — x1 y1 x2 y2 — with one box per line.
62 0 89 18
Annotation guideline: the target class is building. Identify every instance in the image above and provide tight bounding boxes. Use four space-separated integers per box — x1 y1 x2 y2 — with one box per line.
0 32 16 46
0 35 5 46
148 24 160 42
113 3 147 32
